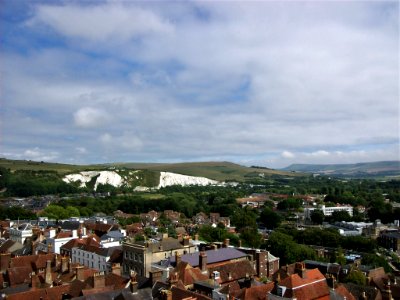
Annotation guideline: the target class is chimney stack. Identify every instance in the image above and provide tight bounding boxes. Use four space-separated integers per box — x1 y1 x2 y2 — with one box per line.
45 260 52 285
61 256 68 273
0 253 11 272
223 239 230 248
199 251 207 272
31 272 40 290
175 251 181 266
75 265 85 281
130 271 138 294
294 262 306 278
93 272 105 289
111 263 121 276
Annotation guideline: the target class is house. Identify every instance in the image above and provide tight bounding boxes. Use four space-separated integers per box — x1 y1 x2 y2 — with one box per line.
269 262 330 300
8 223 33 245
379 229 400 253
122 234 196 277
71 244 122 273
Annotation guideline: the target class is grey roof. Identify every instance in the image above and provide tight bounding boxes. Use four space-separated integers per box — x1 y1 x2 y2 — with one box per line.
101 230 125 240
169 248 247 267
59 220 81 230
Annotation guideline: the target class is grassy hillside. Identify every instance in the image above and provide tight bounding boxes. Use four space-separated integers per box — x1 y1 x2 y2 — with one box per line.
282 161 400 178
108 161 301 181
0 158 300 182
0 158 99 174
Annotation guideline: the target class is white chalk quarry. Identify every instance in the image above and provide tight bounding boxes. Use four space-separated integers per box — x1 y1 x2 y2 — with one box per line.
63 171 124 190
63 170 219 190
157 172 218 188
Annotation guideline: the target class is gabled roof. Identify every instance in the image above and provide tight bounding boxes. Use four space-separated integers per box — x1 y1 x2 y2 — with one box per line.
277 268 330 300
171 285 212 300
208 260 256 283
7 266 31 286
173 261 208 286
234 282 274 300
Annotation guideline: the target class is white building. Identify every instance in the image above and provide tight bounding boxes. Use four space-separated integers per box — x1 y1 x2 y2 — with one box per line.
304 205 353 219
9 223 33 244
45 228 87 254
71 244 121 273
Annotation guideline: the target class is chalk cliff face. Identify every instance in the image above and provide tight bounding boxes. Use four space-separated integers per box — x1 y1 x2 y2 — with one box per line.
63 171 124 190
63 170 219 190
157 172 218 188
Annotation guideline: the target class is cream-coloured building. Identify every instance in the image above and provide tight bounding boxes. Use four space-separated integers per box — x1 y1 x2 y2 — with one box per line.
122 235 196 277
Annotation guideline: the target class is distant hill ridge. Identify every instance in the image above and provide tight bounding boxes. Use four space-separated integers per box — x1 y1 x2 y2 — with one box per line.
0 158 299 184
281 161 400 178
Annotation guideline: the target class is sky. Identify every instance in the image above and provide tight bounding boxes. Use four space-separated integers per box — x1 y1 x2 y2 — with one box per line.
0 0 399 169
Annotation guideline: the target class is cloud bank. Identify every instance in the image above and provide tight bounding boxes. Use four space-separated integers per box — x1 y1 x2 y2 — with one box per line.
0 1 398 168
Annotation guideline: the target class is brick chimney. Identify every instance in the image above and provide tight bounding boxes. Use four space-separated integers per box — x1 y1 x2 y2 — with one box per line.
175 251 181 266
111 263 121 276
93 272 105 289
182 236 190 246
294 262 306 278
47 242 53 254
0 252 11 272
45 260 52 285
61 256 68 273
256 251 266 277
75 265 85 281
223 239 230 248
199 251 207 272
130 271 138 294
31 272 40 290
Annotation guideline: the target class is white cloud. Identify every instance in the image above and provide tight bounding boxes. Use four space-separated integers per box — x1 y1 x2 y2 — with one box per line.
1 1 398 165
281 151 295 159
73 107 111 128
75 147 87 154
23 147 59 161
30 4 174 42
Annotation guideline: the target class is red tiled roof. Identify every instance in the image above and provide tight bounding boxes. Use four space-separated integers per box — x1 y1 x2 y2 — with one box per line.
171 285 212 300
234 282 274 300
6 284 71 300
7 266 31 286
208 260 256 283
335 284 356 300
277 268 330 300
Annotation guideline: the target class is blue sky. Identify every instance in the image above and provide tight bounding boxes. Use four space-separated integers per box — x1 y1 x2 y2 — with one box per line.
0 1 399 168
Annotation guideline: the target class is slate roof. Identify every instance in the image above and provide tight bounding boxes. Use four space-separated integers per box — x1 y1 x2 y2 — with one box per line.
0 240 17 253
170 247 247 267
101 230 125 240
343 283 382 300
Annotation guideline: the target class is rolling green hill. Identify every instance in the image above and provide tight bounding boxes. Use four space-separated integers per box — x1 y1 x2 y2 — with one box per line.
281 161 400 178
105 161 300 181
0 158 299 182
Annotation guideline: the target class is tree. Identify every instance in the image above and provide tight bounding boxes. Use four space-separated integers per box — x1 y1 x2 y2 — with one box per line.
259 207 282 229
330 210 352 222
310 209 324 224
231 207 258 231
239 227 262 248
344 269 367 285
